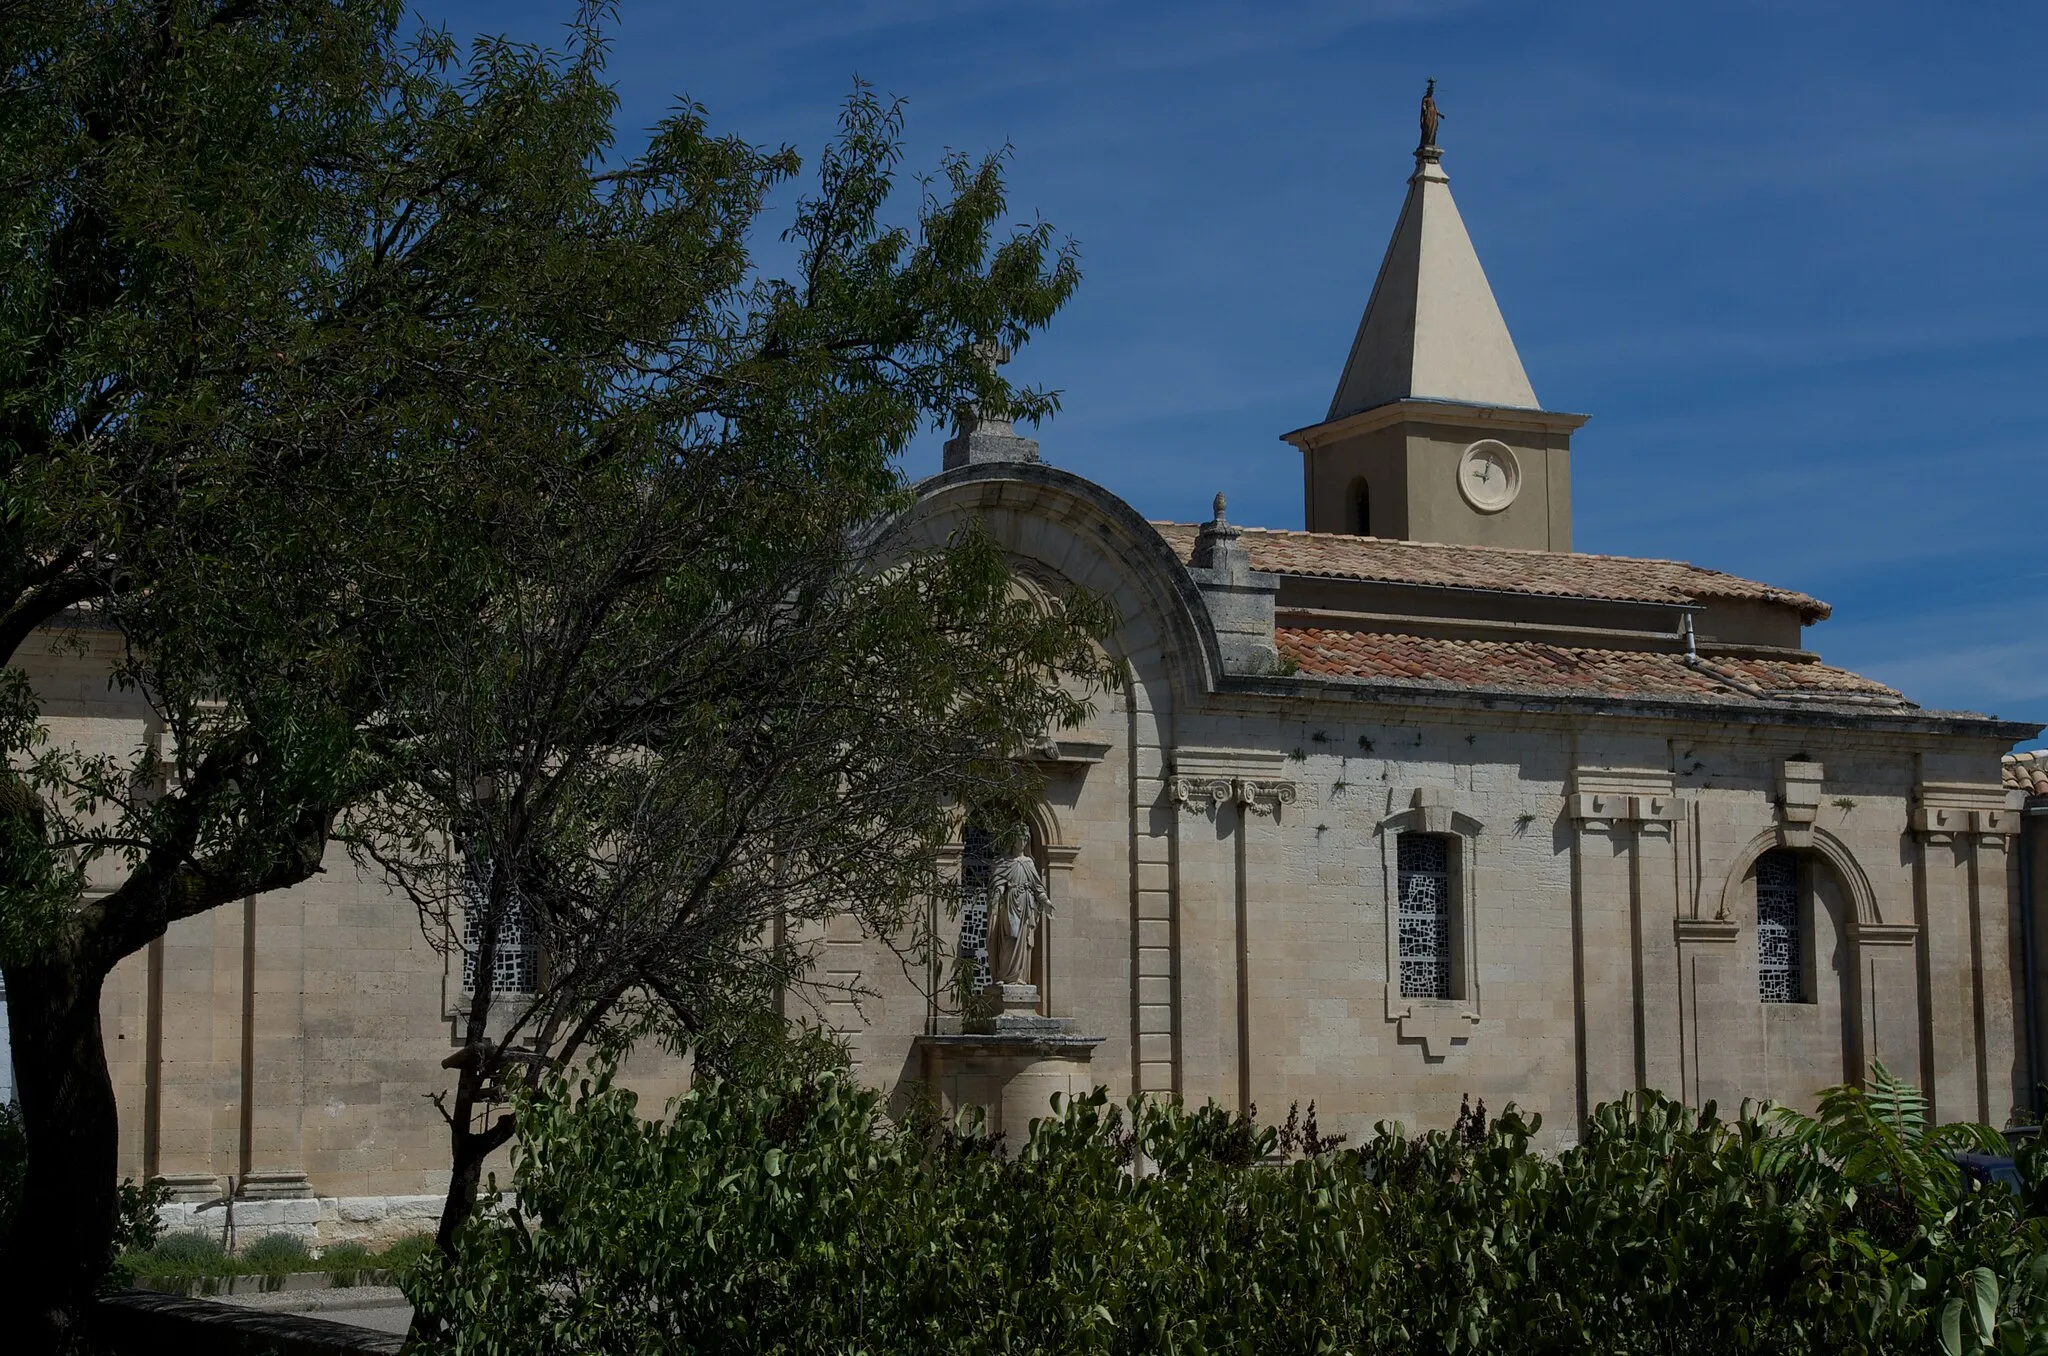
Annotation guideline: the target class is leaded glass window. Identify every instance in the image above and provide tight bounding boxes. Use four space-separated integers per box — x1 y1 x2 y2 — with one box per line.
1756 850 1802 1004
956 824 997 992
460 854 538 995
1397 833 1453 1000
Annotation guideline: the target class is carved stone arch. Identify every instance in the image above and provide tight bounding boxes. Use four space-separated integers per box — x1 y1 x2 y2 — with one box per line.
1022 798 1067 851
872 463 1227 704
1005 560 1065 613
1717 825 1883 928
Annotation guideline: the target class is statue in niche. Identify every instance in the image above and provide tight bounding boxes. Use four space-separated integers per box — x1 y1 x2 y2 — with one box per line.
985 827 1052 988
1419 78 1444 150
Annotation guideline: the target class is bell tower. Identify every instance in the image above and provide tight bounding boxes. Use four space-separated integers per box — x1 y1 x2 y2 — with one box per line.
1282 85 1587 550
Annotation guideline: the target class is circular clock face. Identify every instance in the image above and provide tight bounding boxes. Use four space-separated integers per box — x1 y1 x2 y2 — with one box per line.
1457 440 1521 513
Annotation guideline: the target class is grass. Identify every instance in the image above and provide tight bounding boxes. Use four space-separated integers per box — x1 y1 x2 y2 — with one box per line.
124 1230 437 1284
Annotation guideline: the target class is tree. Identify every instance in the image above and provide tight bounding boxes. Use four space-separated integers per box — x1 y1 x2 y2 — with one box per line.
347 426 1114 1258
0 1 1086 1343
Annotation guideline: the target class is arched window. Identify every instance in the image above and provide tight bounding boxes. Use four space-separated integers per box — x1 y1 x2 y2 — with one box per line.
1397 833 1454 999
1350 478 1373 536
1755 850 1804 1004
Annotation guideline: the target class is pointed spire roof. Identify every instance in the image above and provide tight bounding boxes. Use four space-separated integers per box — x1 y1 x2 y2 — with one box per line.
1327 106 1539 421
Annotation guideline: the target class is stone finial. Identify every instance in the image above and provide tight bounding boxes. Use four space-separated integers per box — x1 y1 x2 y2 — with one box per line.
1212 492 1228 523
942 338 1041 470
1184 488 1279 674
1191 489 1243 569
1319 79 1538 425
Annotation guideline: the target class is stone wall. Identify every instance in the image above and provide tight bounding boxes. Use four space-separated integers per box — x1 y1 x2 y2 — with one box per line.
154 1194 447 1252
1 473 2027 1208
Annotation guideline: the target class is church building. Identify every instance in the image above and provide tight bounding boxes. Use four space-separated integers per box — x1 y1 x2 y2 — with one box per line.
7 112 2043 1245
868 122 2044 1147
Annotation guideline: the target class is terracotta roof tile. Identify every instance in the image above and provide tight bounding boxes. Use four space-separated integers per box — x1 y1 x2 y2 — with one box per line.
1276 628 1904 707
1152 523 1831 621
2006 750 2048 797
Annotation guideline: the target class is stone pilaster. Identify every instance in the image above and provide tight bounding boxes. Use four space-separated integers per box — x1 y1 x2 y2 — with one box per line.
1849 920 1922 1085
1567 772 1684 1122
1914 787 2021 1122
1168 748 1298 1113
247 892 312 1199
1127 673 1176 1100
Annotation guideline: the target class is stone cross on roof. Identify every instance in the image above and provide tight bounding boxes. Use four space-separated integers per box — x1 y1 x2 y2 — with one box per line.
942 338 1041 470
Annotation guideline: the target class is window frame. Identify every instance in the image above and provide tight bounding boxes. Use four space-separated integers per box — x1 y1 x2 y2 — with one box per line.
1376 795 1485 1051
453 850 541 1001
1395 832 1459 1000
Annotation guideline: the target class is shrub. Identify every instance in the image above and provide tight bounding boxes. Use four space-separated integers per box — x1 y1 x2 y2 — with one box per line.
111 1175 169 1259
319 1241 372 1269
240 1232 310 1272
125 1230 229 1284
376 1233 439 1276
404 1064 2048 1355
143 1232 225 1266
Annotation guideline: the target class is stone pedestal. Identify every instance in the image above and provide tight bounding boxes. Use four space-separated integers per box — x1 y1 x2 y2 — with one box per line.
155 1172 223 1205
984 982 1043 1019
941 414 1039 469
237 1170 313 1200
915 989 1103 1143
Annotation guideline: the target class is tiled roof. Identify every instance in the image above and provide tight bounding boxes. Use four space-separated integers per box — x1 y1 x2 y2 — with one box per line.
1152 524 1831 621
2007 750 2048 797
1277 628 1904 707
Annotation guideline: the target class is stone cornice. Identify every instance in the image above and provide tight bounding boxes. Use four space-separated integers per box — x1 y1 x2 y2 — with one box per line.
1215 669 2042 743
1281 397 1591 450
1168 747 1299 816
1848 922 1920 948
912 1032 1104 1060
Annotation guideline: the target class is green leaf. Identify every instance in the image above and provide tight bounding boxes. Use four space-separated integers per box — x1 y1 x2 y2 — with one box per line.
1972 1268 2001 1349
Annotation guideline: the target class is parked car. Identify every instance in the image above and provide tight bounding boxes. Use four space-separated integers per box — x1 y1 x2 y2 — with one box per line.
1951 1151 2025 1195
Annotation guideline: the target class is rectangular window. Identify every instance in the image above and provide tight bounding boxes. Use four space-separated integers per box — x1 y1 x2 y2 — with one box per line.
1397 833 1453 1000
956 823 997 993
460 854 538 995
1756 850 1803 1004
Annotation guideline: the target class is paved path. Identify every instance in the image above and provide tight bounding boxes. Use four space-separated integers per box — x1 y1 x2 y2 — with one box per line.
220 1284 415 1337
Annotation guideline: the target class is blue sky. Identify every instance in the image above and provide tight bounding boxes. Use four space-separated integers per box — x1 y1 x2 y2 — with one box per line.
429 1 2048 736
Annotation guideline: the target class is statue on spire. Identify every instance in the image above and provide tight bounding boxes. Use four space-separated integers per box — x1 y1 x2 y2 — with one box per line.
1419 78 1444 151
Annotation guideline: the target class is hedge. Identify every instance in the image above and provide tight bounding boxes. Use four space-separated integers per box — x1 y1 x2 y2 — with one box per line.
403 1065 2048 1355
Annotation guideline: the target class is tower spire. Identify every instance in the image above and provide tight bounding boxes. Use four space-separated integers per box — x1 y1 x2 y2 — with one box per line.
1281 85 1587 551
1325 82 1538 421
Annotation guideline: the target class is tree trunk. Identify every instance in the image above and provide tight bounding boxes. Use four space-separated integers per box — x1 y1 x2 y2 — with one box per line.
407 1072 511 1347
435 1117 490 1258
0 950 120 1356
